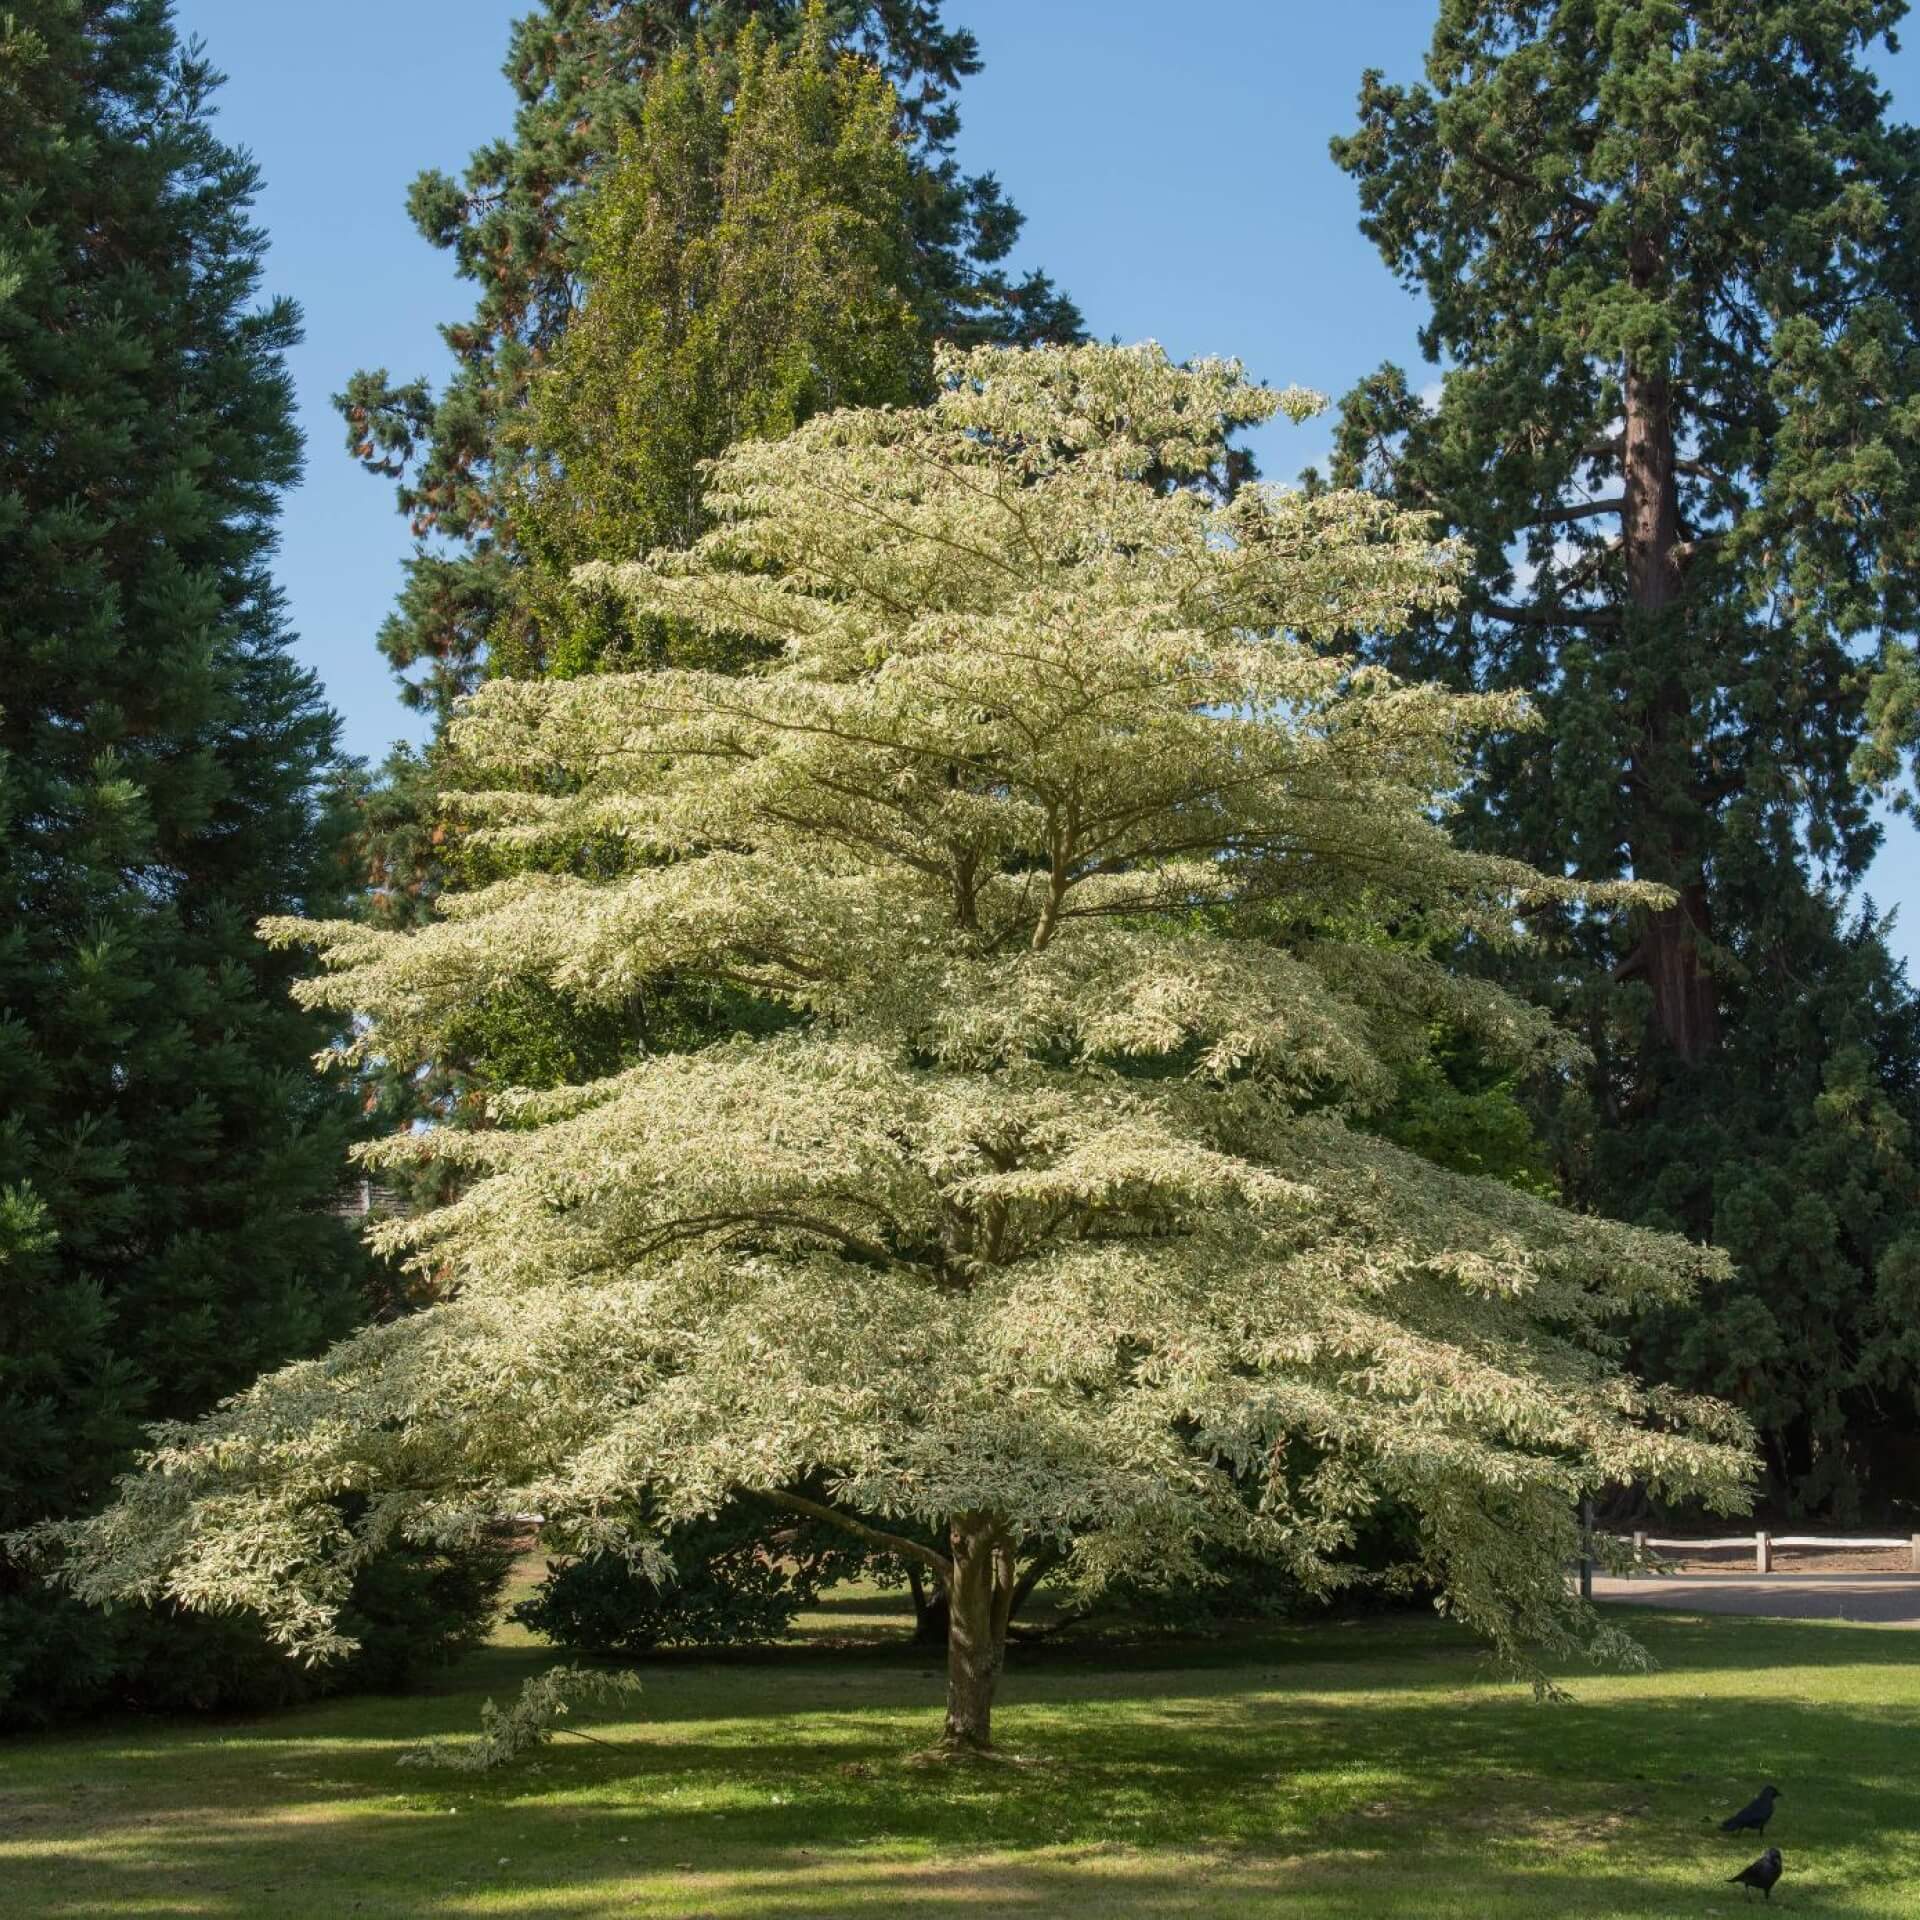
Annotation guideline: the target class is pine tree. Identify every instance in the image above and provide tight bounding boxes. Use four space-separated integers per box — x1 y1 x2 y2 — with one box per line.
1328 0 1920 1511
33 346 1752 1757
0 0 369 1720
338 0 1082 724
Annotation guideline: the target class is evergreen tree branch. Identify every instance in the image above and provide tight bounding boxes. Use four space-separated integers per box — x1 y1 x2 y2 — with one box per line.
1475 601 1622 628
1445 136 1600 218
1527 499 1626 526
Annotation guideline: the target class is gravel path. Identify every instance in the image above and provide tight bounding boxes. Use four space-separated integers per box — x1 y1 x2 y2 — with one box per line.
1593 1573 1920 1626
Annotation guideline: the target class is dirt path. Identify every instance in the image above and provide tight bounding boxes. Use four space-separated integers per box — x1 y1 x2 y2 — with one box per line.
1594 1574 1920 1626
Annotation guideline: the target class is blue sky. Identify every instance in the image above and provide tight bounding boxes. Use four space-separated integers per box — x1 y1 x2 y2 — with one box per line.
174 0 1920 962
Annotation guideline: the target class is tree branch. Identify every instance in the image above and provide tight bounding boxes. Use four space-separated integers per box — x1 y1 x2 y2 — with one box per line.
1528 498 1625 526
1447 137 1600 217
1670 384 1749 431
1007 1606 1092 1645
1009 1542 1064 1614
1672 535 1725 568
755 1489 952 1579
554 1725 627 1751
1476 600 1622 628
631 1208 910 1273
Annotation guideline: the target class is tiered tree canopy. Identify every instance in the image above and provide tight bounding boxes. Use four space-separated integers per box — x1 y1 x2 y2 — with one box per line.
30 346 1752 1753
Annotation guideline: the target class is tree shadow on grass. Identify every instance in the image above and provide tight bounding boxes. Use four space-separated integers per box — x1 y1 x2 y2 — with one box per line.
6 1612 1916 1917
1598 1605 1920 1665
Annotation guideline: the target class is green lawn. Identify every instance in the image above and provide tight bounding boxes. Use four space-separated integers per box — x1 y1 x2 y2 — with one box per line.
4 1585 1915 1917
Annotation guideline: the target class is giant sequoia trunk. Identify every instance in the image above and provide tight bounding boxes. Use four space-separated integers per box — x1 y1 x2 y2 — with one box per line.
941 1512 1014 1752
1617 868 1719 1066
1615 272 1721 1067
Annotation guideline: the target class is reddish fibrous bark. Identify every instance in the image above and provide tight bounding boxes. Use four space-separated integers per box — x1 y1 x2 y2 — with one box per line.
1614 239 1721 1066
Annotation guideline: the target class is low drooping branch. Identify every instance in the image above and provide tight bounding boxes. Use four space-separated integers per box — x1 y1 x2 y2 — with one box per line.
756 1489 952 1579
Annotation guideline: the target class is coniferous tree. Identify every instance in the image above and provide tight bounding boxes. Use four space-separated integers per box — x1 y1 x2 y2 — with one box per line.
1 0 397 1720
338 0 1081 724
504 14 934 678
1328 0 1920 1512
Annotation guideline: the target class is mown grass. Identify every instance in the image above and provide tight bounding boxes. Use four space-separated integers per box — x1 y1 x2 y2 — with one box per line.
3 1583 1915 1917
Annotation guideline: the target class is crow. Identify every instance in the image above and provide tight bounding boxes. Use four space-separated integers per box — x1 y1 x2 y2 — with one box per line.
1721 1784 1782 1835
1729 1846 1783 1901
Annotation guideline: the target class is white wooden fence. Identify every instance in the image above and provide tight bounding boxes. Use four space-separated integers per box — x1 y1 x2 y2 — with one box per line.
1613 1532 1920 1574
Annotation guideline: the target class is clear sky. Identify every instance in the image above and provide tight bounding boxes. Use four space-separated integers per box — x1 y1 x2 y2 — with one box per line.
174 0 1920 963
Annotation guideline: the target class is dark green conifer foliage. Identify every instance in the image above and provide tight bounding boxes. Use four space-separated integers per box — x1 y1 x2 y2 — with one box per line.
504 14 935 678
339 0 1082 723
1329 0 1920 1511
0 0 369 1719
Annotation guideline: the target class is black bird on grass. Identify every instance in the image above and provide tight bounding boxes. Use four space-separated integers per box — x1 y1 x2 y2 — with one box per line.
1729 1847 1784 1901
1721 1784 1782 1835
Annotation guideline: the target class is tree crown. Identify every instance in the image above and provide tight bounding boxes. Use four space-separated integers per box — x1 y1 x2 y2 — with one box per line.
503 13 931 678
29 346 1752 1681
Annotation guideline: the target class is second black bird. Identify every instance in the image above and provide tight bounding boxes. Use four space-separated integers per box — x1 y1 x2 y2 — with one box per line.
1721 1784 1782 1835
1729 1846 1784 1901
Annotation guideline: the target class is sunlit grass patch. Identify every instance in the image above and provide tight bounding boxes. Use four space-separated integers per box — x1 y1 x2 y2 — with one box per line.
4 1599 1916 1916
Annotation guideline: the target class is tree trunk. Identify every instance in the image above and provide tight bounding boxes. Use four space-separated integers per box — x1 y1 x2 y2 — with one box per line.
941 1511 1013 1752
1617 238 1720 1065
1617 873 1719 1065
907 1564 950 1647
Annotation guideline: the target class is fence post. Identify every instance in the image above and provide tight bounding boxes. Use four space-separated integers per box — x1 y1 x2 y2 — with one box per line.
1756 1530 1772 1574
1911 1534 1920 1574
1632 1529 1646 1565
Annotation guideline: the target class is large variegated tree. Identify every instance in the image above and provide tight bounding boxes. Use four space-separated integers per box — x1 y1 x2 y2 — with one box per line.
29 346 1751 1755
